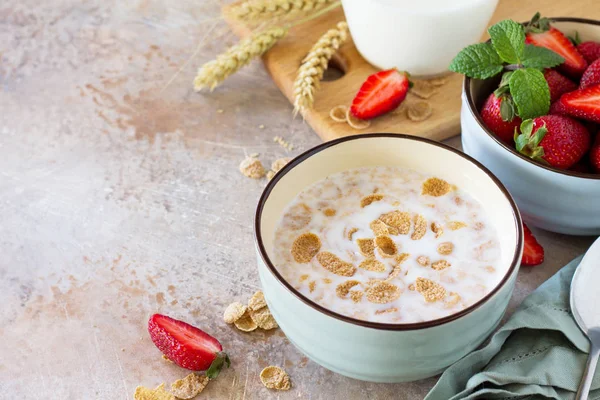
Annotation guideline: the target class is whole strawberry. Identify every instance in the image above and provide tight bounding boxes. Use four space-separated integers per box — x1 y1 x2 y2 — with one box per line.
544 70 577 102
480 93 522 143
515 115 591 169
590 134 600 173
577 41 600 64
148 314 230 378
580 59 600 89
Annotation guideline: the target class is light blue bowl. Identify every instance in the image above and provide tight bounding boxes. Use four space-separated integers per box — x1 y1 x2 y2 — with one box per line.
255 134 523 382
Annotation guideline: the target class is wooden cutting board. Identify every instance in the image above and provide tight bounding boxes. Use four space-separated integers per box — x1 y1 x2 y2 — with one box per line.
223 0 600 142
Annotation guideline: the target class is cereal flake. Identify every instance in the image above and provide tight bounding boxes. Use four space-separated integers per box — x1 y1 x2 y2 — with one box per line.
223 302 248 324
323 208 336 217
431 260 451 271
360 194 384 208
291 233 321 263
485 266 496 273
171 374 209 400
448 221 467 231
437 242 454 256
411 214 427 240
350 290 363 303
444 292 461 308
346 108 371 129
316 252 356 276
365 281 401 304
346 227 358 240
336 280 361 299
407 101 433 121
375 307 398 315
411 80 437 99
323 278 332 284
415 277 447 302
260 366 291 391
431 222 444 238
266 170 275 180
234 310 258 332
248 291 267 311
134 384 175 400
283 203 312 230
379 211 411 235
417 256 430 267
271 157 291 173
308 280 316 292
356 238 375 257
359 258 386 272
370 220 390 236
329 105 348 122
239 156 266 179
375 236 398 257
422 177 451 197
299 274 309 282
250 307 279 330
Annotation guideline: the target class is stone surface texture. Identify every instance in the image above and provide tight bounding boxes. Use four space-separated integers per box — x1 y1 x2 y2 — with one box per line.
0 0 594 398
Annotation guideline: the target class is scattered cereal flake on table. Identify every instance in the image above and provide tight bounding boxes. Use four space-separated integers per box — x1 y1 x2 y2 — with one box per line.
271 157 291 173
437 242 454 255
346 108 371 129
323 208 336 217
171 373 209 400
260 366 291 391
360 194 384 208
239 156 266 179
415 277 447 302
416 255 430 267
224 302 248 324
356 238 375 257
346 227 358 241
427 77 448 86
410 80 437 99
422 177 451 197
431 222 444 238
448 221 467 230
273 136 295 151
370 220 390 236
266 170 275 180
359 258 386 272
365 281 401 304
259 124 265 129
411 214 427 240
248 291 267 311
407 101 433 122
375 236 398 257
291 233 321 263
431 260 451 271
316 252 356 276
234 310 258 332
250 307 279 330
379 211 411 235
336 280 361 299
134 384 175 400
444 292 461 308
330 105 348 122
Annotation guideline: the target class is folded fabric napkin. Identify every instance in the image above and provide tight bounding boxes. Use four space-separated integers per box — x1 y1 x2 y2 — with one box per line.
426 255 600 400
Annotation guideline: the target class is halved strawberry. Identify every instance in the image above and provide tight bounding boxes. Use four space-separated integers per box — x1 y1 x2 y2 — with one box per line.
544 69 577 102
521 223 544 266
525 16 588 77
578 41 600 64
148 314 230 378
580 59 600 89
558 84 600 123
350 69 410 120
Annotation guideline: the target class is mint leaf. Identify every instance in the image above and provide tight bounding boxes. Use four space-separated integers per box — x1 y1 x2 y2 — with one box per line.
488 20 525 64
522 44 564 69
508 68 550 119
449 43 504 79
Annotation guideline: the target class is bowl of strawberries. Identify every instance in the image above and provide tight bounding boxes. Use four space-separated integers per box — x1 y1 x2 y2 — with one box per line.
457 14 600 235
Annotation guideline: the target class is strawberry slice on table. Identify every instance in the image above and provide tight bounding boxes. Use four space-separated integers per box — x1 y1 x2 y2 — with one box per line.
350 69 410 120
148 313 230 378
544 69 577 102
525 15 588 77
522 223 544 266
580 59 600 89
558 84 600 123
515 115 591 170
479 93 522 143
578 41 600 64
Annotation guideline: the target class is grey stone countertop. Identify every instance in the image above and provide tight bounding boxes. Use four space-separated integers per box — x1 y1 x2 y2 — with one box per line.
0 0 594 398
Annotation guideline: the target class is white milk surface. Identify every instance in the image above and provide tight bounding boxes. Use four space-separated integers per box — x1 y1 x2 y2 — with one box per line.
273 166 503 324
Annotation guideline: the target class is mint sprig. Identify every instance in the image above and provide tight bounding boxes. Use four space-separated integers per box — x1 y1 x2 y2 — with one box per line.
449 13 566 120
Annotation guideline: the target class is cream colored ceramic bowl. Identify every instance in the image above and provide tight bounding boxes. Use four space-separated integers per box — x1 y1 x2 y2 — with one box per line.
462 18 600 235
254 134 523 382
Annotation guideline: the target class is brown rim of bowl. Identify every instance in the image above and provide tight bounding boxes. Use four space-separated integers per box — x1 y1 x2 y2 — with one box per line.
254 133 524 331
464 17 600 181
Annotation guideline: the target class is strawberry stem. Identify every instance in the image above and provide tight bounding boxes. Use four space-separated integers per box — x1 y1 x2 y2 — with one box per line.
206 352 231 379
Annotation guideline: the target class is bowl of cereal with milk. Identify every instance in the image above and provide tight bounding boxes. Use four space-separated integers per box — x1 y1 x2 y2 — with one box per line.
254 133 523 382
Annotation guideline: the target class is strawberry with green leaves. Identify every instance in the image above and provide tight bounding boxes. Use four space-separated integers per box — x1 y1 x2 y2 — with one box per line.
514 115 591 169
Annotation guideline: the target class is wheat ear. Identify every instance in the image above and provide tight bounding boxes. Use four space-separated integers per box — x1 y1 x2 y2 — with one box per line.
293 21 348 116
193 26 288 91
231 0 337 22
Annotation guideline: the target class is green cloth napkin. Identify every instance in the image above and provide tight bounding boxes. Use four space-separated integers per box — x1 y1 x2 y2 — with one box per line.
426 255 600 400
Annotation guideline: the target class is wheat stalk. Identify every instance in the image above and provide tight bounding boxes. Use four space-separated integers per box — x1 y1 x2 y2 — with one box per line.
293 21 349 116
231 0 337 22
193 26 288 91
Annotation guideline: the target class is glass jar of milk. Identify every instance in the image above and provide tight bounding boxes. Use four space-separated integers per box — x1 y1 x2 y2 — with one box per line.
341 0 499 77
